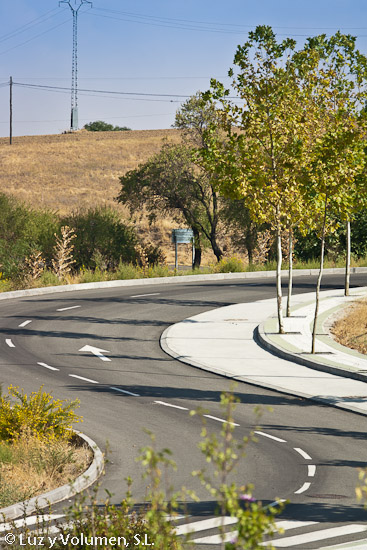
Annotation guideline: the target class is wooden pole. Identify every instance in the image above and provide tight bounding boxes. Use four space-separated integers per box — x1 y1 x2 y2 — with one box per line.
9 76 12 145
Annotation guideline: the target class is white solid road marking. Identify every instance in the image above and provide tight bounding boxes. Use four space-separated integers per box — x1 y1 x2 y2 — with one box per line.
308 464 316 477
294 447 312 460
254 431 286 443
268 524 367 547
190 519 318 545
19 320 32 327
154 400 189 410
5 339 15 347
69 374 99 384
176 516 238 536
275 520 318 530
37 362 59 371
130 293 160 298
294 482 311 494
0 514 65 532
57 305 81 312
319 537 367 549
110 386 140 397
204 414 240 426
79 344 111 362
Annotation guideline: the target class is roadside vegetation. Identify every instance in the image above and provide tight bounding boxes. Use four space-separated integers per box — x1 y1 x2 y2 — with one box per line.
331 298 367 355
0 386 89 507
6 389 283 550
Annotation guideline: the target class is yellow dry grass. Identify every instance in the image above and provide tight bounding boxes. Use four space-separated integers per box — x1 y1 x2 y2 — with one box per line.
0 434 92 506
0 129 231 264
331 297 367 355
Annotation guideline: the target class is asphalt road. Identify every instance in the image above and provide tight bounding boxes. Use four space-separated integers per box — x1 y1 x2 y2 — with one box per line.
0 272 366 548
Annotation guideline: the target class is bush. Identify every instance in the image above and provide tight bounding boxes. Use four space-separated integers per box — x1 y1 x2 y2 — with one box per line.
61 207 138 271
213 256 246 273
84 120 131 132
0 193 59 279
0 386 82 442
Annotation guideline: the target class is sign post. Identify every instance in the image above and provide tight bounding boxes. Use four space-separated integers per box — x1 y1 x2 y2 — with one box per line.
171 229 194 271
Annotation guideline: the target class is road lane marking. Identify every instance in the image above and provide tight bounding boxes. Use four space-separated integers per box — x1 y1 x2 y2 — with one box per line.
37 362 59 371
110 387 140 397
130 293 160 298
79 345 111 362
19 320 32 327
0 514 65 532
5 339 15 347
175 516 238 536
319 537 367 549
308 464 316 477
275 520 318 530
294 481 311 494
294 447 312 460
57 305 81 312
154 401 189 410
204 415 240 426
191 519 319 545
266 524 367 547
69 374 99 384
254 431 286 443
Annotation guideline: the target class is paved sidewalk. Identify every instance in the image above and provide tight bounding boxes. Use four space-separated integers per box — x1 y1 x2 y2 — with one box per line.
161 286 367 416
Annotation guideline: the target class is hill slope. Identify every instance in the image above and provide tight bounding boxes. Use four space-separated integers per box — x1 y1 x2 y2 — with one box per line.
0 129 222 265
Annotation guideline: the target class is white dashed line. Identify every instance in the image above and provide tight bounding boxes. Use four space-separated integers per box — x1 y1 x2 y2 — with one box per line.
57 305 81 312
69 374 99 384
294 481 311 494
19 320 32 327
130 293 160 298
5 339 15 348
154 400 189 410
37 362 59 371
308 465 316 477
294 447 312 460
110 387 140 397
254 431 287 443
204 415 240 426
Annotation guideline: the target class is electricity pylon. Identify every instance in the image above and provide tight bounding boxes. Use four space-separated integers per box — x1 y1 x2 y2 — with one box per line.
59 0 92 131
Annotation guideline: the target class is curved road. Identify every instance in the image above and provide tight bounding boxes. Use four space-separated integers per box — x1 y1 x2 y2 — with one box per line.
0 273 366 548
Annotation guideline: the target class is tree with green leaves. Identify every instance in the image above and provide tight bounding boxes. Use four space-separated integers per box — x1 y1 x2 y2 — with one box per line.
293 32 367 351
200 26 316 333
117 142 225 267
83 120 131 132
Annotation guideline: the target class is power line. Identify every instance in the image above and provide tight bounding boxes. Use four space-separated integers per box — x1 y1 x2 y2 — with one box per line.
0 16 71 57
0 7 62 44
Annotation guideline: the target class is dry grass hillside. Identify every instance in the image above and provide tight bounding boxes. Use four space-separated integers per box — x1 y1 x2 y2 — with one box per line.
0 129 213 264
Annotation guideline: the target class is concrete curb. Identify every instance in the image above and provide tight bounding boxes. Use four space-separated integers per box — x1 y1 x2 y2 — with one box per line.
1 266 367 301
0 431 104 521
257 297 367 384
160 324 367 418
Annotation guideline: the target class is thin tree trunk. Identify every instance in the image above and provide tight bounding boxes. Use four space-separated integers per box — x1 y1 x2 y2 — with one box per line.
192 227 202 269
311 196 328 354
286 228 293 317
276 222 285 334
345 219 351 297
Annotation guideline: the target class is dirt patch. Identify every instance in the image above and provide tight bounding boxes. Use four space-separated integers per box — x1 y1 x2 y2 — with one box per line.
331 297 367 355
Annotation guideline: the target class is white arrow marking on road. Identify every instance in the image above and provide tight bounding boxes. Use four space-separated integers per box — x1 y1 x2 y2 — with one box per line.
79 345 111 361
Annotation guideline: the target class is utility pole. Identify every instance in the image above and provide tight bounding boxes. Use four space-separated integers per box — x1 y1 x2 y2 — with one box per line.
59 0 92 131
9 76 12 145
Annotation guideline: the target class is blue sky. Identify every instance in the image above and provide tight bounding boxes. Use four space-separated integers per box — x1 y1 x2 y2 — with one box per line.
1 0 367 137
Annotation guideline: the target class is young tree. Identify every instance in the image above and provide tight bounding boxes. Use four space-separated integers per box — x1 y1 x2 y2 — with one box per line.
116 143 225 266
295 33 367 351
200 26 315 333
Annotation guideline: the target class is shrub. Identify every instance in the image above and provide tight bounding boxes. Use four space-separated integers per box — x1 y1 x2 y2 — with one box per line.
61 207 138 271
0 386 82 442
0 193 59 279
214 256 246 273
